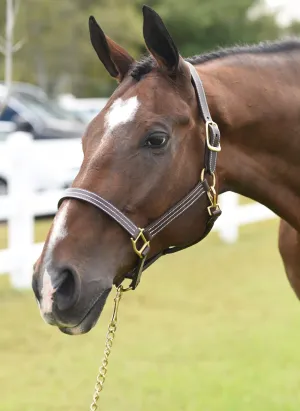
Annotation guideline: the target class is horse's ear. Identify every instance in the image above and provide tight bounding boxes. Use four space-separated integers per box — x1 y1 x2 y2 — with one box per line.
89 16 135 81
142 5 179 75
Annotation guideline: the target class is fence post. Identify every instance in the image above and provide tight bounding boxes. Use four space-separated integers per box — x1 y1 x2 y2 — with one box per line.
217 192 239 243
6 131 34 288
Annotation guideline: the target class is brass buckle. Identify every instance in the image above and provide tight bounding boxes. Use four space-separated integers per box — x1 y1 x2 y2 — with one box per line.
131 228 150 259
206 120 221 152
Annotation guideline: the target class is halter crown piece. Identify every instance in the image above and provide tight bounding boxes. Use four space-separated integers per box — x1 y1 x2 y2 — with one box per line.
58 62 222 290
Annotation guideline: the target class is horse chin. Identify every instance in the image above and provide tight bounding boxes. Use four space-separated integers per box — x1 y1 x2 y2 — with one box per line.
59 287 112 335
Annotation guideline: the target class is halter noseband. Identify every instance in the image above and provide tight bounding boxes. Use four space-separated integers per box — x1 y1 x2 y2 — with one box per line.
58 62 222 290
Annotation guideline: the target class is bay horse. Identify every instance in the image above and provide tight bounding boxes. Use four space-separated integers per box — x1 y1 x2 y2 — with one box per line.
33 5 300 335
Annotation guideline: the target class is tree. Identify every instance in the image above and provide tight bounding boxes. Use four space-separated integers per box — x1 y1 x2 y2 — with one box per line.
135 0 281 57
0 0 285 97
0 0 24 96
285 20 300 37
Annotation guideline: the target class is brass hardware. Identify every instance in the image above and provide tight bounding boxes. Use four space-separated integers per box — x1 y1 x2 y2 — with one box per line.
207 203 220 216
120 284 133 292
206 121 221 152
89 285 129 411
206 186 220 214
200 170 220 214
200 168 216 188
207 185 217 205
201 118 221 213
131 228 150 259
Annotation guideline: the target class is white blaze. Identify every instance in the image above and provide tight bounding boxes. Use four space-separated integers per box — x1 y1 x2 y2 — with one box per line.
40 201 69 313
40 268 56 314
105 96 140 136
46 201 69 258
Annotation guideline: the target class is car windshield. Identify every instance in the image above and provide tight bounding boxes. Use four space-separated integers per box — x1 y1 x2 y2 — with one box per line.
14 93 82 122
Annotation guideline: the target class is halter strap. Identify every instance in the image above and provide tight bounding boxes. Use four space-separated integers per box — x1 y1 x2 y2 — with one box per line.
186 62 221 175
146 180 207 238
59 179 208 251
58 62 222 290
58 188 140 238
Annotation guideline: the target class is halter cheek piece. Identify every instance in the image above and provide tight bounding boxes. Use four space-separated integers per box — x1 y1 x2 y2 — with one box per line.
58 62 222 290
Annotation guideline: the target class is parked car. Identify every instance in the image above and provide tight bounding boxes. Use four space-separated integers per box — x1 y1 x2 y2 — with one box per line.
0 83 84 195
0 83 86 140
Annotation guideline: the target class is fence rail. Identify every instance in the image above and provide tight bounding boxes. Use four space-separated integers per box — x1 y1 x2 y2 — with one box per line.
0 131 277 288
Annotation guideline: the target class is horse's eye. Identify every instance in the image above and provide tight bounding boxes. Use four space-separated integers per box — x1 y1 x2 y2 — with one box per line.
144 133 169 148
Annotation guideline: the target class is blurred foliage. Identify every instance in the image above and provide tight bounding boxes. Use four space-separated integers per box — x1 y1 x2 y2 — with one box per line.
0 0 299 97
285 20 300 36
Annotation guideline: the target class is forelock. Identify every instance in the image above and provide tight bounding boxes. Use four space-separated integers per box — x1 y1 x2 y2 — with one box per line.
130 55 157 81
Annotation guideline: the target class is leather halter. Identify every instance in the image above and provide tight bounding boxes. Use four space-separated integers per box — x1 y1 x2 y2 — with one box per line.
58 62 222 290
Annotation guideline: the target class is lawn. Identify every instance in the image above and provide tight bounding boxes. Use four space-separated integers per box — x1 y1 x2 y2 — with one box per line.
1 217 300 411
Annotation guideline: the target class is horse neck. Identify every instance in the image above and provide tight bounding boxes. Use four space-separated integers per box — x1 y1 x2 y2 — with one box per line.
197 55 300 230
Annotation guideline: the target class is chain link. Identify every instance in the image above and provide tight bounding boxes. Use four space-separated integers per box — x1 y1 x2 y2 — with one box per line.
89 285 130 411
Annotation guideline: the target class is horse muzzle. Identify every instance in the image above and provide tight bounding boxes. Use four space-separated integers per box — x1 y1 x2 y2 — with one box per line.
32 265 112 334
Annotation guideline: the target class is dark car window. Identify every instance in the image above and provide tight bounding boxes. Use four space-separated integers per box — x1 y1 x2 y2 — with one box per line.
15 93 82 122
0 105 18 122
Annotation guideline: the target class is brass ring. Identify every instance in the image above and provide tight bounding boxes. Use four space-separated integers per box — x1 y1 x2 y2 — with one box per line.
116 283 132 293
200 168 216 188
120 285 132 292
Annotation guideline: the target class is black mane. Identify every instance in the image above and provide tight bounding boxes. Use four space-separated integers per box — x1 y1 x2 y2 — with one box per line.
130 38 300 80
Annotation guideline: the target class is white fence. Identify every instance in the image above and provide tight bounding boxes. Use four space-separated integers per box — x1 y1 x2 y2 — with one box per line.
0 132 277 289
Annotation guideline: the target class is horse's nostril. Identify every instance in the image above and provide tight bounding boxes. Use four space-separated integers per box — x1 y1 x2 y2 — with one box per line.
54 269 79 311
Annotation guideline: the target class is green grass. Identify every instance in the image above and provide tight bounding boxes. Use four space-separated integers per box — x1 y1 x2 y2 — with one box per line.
1 217 300 411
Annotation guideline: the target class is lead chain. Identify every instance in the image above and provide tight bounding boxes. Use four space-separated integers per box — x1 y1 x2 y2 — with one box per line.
89 285 126 411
